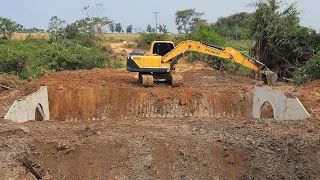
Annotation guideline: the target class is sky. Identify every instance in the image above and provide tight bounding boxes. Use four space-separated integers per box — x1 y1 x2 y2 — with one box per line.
0 0 319 32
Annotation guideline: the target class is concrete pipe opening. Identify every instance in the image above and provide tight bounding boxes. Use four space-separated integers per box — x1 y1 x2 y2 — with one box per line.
260 101 274 119
35 103 44 121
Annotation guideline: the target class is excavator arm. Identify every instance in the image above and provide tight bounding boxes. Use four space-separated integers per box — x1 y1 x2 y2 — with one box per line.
161 40 277 85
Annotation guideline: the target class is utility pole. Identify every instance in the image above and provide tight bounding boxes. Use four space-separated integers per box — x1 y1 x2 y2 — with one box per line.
152 11 160 34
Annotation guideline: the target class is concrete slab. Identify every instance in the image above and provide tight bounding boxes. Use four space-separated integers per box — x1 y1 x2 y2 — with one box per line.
4 86 50 123
285 98 310 120
253 86 310 120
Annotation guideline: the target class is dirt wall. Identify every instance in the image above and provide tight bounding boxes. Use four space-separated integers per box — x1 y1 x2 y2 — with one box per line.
50 87 252 121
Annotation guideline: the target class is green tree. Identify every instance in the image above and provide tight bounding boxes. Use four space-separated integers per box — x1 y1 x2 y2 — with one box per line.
294 55 320 84
212 12 253 40
64 23 80 40
250 0 318 78
126 25 133 34
151 27 156 33
22 27 43 33
47 16 66 44
109 22 115 33
82 4 112 45
146 24 152 33
0 17 23 40
157 24 168 34
48 16 65 33
185 24 225 65
115 23 122 33
175 9 204 34
162 24 168 34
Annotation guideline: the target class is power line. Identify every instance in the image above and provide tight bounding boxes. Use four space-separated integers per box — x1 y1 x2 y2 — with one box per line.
152 11 160 34
152 0 160 34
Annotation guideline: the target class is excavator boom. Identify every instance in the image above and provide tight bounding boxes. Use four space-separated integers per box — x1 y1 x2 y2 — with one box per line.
161 40 277 85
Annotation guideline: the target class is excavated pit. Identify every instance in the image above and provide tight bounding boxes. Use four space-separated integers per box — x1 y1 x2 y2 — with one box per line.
1 68 261 122
18 68 257 121
50 87 253 121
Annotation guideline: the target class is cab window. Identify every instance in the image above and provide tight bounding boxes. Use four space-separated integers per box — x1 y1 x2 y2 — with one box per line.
152 43 174 56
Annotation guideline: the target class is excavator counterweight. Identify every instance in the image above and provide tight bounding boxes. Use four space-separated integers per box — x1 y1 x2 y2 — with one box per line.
127 40 277 87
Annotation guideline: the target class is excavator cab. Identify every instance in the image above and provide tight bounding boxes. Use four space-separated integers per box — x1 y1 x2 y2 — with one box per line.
151 41 175 56
127 41 182 87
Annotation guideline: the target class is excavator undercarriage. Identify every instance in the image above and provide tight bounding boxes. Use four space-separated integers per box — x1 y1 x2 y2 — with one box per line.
139 71 183 87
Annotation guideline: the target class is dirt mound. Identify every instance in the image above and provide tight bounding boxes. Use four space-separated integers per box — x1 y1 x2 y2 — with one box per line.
298 80 320 119
0 74 26 91
303 79 320 90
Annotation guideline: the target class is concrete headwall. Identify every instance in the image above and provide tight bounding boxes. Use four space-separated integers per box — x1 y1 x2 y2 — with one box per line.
4 86 50 123
253 86 310 120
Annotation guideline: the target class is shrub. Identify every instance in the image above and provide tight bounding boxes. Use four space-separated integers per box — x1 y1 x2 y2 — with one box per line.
114 61 125 68
294 55 320 85
0 37 111 79
186 24 224 46
0 44 28 76
51 45 109 71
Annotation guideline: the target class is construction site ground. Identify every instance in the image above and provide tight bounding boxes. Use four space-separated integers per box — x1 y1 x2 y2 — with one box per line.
1 48 320 179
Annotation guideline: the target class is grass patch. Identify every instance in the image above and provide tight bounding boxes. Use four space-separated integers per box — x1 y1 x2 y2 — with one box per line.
103 34 140 43
124 43 136 49
113 61 125 68
11 33 50 40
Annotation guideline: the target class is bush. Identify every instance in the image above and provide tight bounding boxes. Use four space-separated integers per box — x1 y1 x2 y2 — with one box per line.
0 43 29 76
186 24 224 46
50 45 109 71
114 61 125 68
0 37 111 79
294 55 320 85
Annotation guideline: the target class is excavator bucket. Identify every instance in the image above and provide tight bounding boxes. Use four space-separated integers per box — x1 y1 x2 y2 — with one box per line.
264 70 278 86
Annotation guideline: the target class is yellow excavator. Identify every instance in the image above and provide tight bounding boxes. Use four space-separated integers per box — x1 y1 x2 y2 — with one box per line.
126 40 277 87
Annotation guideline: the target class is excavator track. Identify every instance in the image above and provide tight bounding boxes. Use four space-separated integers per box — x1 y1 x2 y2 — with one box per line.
141 74 154 87
169 71 183 87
